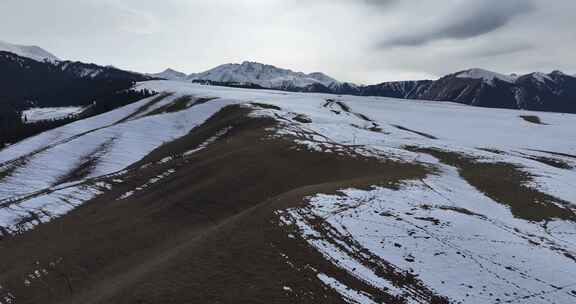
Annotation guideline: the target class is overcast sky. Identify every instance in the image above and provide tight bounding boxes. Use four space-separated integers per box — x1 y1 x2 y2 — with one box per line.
1 0 574 83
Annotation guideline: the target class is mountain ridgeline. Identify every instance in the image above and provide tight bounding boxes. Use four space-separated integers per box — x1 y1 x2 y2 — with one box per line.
329 69 576 113
159 63 576 114
406 69 576 113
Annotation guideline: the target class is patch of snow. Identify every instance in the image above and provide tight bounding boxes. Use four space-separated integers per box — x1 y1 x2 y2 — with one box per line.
183 127 232 156
529 72 553 85
117 169 176 200
22 107 84 123
317 273 378 304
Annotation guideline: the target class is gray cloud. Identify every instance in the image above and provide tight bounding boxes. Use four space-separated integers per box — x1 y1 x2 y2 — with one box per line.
380 0 534 47
0 0 574 83
468 43 534 58
294 0 397 6
349 0 398 6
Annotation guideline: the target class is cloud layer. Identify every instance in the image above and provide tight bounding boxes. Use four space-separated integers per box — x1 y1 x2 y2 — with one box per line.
380 0 534 47
0 0 573 82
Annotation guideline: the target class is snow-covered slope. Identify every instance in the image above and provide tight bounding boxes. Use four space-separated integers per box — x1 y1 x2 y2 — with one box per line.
0 91 237 232
0 40 59 62
1 81 576 303
4 80 574 233
187 61 339 90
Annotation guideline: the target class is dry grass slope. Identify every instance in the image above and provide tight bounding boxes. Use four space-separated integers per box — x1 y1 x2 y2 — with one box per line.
0 104 431 304
407 146 576 222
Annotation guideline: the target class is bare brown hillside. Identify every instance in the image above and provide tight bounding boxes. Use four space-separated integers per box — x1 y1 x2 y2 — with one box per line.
0 104 429 304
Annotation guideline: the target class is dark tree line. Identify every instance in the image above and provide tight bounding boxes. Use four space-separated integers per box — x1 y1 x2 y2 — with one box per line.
0 50 154 148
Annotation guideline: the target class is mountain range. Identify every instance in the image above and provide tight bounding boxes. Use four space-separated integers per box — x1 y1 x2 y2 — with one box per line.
2 41 575 115
154 64 576 114
405 69 576 113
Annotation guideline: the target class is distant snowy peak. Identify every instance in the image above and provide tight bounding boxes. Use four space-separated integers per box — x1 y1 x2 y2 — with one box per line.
149 68 187 81
307 72 339 85
454 68 517 85
453 68 575 87
188 61 340 89
0 40 59 63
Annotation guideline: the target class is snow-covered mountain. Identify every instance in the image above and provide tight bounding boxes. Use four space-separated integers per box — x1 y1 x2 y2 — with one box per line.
336 68 576 114
0 40 59 62
187 61 339 91
149 68 187 81
454 68 517 85
1 80 576 303
411 69 576 113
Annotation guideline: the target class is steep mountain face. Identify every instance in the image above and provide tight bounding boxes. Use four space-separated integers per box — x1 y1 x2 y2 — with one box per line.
0 50 153 145
0 40 59 62
357 80 433 99
411 69 576 113
56 61 151 82
512 71 576 113
0 51 151 110
324 82 360 95
149 68 187 80
0 81 575 303
411 70 520 109
325 68 576 114
188 61 339 91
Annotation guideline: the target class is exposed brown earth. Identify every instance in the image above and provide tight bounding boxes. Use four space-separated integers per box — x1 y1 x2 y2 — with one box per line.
0 159 26 182
0 104 430 304
519 115 547 125
116 92 173 124
522 154 573 170
527 149 576 160
145 96 219 118
56 138 117 184
392 125 438 140
406 146 576 222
